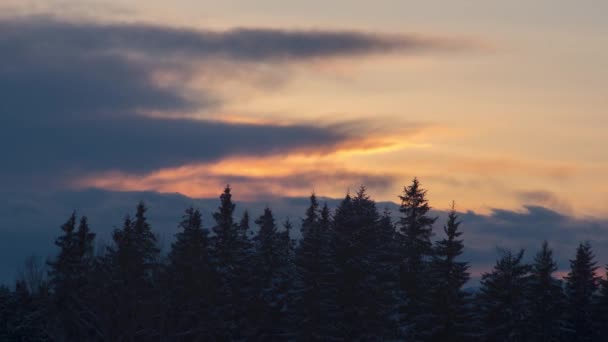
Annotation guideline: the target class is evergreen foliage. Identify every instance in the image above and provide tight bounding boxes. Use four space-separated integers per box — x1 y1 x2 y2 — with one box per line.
428 204 471 341
476 249 531 341
1 182 606 341
564 242 600 342
397 178 437 338
527 241 566 342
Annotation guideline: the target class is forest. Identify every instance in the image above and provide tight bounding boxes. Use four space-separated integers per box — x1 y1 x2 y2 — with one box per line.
0 178 606 341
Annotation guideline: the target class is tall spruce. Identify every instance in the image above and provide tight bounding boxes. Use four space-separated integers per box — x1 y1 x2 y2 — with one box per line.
163 207 218 340
428 204 471 342
47 213 95 340
527 241 566 342
294 195 337 341
277 218 297 340
210 185 255 339
331 186 394 340
476 249 531 341
564 242 600 341
96 202 160 341
595 266 608 338
397 178 437 338
253 207 281 339
369 207 400 339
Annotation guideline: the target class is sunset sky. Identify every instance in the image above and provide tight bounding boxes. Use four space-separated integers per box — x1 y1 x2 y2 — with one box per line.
1 0 607 217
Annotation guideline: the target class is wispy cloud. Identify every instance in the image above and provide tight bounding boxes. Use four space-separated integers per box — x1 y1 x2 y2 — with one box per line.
0 15 479 190
1 16 483 63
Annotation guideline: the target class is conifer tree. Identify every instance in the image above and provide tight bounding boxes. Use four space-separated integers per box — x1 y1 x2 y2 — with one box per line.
210 185 255 339
476 249 531 341
164 207 219 340
255 207 279 281
97 202 160 341
253 208 296 339
397 178 437 338
368 207 400 340
294 195 337 341
276 218 297 338
594 266 608 338
47 213 95 340
331 186 394 339
239 210 251 239
564 242 600 342
9 280 51 341
0 285 11 339
428 204 471 342
253 207 280 338
331 190 364 339
527 241 566 342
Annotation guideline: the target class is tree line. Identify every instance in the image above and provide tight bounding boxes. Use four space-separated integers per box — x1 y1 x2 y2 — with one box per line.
0 178 607 341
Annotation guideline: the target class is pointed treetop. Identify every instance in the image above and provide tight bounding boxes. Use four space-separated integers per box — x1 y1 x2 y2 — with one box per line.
239 210 250 232
355 185 368 200
61 211 77 235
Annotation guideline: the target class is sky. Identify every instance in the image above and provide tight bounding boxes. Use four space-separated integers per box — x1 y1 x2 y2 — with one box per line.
1 0 607 217
1 0 607 281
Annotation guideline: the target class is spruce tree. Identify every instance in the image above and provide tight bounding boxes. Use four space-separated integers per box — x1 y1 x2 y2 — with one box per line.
331 186 395 340
595 266 608 338
0 285 11 339
294 195 337 341
476 249 531 342
239 210 251 239
527 241 566 342
253 207 280 339
369 207 400 340
276 218 297 340
9 280 51 341
564 242 600 342
428 205 471 342
96 202 160 340
210 185 255 339
331 190 364 339
253 209 296 340
163 207 219 340
48 213 95 340
397 178 437 338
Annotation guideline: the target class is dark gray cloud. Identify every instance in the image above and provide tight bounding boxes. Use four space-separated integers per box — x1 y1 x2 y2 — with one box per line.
0 115 347 188
0 15 478 188
0 16 479 188
0 16 475 63
5 16 451 187
456 205 608 281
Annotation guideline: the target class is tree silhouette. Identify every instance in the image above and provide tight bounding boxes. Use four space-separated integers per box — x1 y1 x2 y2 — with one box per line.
294 195 338 341
527 241 566 342
428 203 471 341
397 178 437 339
565 242 600 342
477 249 531 341
163 207 219 340
1 181 606 342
